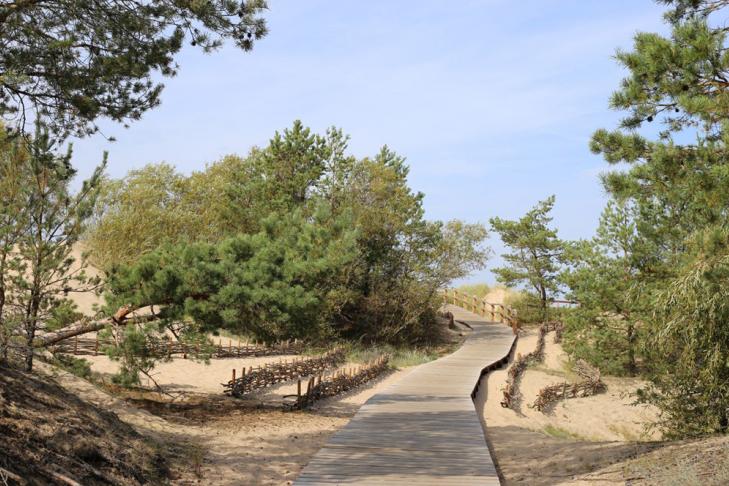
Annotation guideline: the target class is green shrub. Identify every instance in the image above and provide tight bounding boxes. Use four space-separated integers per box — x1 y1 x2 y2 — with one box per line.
509 292 547 325
52 354 93 380
345 344 439 369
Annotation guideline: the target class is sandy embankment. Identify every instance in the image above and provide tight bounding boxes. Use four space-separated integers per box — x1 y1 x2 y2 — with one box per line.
474 329 661 486
53 353 413 485
52 245 423 484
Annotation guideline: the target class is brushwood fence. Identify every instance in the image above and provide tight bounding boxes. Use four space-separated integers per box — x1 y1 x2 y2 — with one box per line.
223 348 346 397
501 321 562 409
530 359 605 412
52 335 304 359
287 355 390 409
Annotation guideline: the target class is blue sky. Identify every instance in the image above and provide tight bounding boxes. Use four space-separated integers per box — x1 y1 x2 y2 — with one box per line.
70 0 669 284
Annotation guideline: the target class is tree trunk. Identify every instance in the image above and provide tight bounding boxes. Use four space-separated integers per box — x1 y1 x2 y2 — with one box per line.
24 324 35 371
35 306 153 347
626 322 637 375
0 254 7 365
24 291 42 371
0 285 6 366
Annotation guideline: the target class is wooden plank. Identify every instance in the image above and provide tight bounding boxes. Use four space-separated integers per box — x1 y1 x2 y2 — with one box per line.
294 304 515 485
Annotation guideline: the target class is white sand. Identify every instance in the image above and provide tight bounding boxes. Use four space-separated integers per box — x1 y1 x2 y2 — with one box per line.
472 328 662 485
477 329 659 442
83 354 301 394
46 357 412 485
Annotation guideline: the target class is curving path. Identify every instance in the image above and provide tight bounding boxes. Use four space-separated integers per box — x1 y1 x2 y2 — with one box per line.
295 305 516 485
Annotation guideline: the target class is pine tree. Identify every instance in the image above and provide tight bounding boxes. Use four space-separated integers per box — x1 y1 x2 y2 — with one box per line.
0 0 268 138
561 202 652 375
8 125 104 370
0 126 28 364
489 196 563 320
588 0 729 435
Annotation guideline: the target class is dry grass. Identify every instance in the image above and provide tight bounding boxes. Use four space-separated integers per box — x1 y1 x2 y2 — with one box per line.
620 435 729 485
0 365 171 485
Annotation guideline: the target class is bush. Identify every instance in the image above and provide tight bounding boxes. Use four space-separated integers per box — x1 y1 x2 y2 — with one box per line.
52 354 93 380
561 307 643 376
508 292 547 325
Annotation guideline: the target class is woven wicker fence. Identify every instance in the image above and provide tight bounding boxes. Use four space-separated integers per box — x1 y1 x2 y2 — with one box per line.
530 359 605 412
288 355 390 409
500 321 562 409
223 348 346 397
52 335 304 359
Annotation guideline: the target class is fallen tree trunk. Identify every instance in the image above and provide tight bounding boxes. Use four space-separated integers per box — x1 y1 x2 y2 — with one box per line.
34 305 155 347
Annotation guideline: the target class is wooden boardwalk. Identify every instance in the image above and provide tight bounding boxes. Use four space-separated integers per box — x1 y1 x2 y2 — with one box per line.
295 305 516 485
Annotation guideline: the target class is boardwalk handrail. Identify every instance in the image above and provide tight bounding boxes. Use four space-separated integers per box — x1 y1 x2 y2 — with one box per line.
441 288 519 333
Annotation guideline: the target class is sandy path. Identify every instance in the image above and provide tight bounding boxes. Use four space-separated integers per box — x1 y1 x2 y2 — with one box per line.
473 328 661 485
42 360 412 485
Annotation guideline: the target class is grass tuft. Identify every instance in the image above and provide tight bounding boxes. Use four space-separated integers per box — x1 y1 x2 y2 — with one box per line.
345 344 440 369
456 283 491 298
542 424 589 441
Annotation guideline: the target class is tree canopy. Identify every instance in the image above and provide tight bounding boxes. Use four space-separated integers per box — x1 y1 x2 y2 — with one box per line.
489 196 563 319
0 0 268 138
74 121 490 382
568 0 729 435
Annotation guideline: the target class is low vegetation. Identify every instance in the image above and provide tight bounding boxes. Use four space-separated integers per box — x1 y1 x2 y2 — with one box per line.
0 366 171 484
0 121 490 387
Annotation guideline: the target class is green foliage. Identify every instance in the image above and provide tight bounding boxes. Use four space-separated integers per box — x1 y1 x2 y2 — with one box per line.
560 202 651 375
580 0 729 435
507 292 546 326
345 344 440 369
639 228 729 436
87 163 208 270
103 324 162 388
490 196 563 321
105 207 357 344
51 354 93 380
83 122 489 383
0 0 268 138
0 125 27 364
456 283 491 299
46 301 84 332
0 124 104 370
